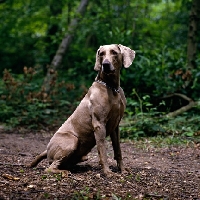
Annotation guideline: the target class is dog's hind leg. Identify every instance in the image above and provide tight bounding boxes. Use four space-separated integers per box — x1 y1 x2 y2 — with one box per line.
80 155 88 162
45 134 79 174
28 150 47 168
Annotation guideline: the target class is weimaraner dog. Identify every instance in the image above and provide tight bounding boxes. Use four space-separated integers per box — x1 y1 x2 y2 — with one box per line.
29 44 135 176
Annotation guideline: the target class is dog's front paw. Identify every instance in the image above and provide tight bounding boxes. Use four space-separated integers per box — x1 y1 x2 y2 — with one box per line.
103 168 113 178
117 161 124 173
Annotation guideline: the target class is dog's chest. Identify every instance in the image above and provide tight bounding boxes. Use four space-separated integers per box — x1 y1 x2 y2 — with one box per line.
108 94 124 122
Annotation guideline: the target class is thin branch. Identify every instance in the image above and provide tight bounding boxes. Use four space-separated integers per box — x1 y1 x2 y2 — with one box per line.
144 193 168 199
166 101 197 118
161 93 193 102
163 93 199 118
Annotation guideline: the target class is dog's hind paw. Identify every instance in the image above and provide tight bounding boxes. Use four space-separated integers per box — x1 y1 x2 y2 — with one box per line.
80 155 88 162
45 168 69 178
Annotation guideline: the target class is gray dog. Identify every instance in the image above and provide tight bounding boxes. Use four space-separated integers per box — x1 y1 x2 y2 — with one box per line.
29 44 135 176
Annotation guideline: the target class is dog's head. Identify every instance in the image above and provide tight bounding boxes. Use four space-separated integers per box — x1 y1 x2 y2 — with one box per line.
94 44 135 73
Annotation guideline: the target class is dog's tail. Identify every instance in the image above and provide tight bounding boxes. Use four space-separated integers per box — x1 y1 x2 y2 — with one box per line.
28 150 47 168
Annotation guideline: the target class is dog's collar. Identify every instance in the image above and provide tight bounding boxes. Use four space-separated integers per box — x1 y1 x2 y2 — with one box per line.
95 80 120 93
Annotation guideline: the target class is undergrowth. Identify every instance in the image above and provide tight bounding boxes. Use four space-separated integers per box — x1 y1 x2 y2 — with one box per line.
0 67 84 128
120 89 200 139
1 68 200 141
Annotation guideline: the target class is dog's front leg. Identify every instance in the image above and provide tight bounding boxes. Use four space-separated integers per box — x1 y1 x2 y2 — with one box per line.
110 126 123 172
91 104 111 176
93 122 111 176
90 94 112 176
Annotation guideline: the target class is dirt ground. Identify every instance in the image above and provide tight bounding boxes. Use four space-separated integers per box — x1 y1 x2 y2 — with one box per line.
0 128 200 200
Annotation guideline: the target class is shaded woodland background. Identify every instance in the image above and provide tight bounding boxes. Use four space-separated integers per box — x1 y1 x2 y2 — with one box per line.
0 0 200 138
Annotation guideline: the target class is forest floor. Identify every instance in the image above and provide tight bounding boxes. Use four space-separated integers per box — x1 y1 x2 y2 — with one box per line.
0 128 200 200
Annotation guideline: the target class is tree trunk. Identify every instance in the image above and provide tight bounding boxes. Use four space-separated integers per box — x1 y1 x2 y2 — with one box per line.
43 1 64 75
187 0 200 69
42 0 89 94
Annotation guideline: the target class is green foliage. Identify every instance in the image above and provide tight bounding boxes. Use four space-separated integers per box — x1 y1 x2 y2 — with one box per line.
129 135 196 149
120 90 200 138
0 67 83 128
121 44 189 96
0 0 200 139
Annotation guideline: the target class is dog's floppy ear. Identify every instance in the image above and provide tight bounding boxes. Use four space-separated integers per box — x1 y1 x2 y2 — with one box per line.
94 46 102 71
118 44 135 68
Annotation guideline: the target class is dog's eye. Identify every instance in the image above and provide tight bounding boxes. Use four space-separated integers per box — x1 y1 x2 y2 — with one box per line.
99 52 105 57
111 50 118 55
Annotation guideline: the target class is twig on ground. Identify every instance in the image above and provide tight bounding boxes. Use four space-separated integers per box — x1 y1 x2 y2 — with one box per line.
0 163 27 167
144 193 169 200
162 93 199 118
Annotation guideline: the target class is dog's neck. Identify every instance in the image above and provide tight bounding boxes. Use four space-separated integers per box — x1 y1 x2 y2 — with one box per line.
95 69 120 92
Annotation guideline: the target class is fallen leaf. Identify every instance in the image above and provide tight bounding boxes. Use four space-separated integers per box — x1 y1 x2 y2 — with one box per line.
2 173 20 181
27 184 36 189
96 173 101 178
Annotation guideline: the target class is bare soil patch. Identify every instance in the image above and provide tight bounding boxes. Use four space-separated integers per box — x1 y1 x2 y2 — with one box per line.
0 129 199 199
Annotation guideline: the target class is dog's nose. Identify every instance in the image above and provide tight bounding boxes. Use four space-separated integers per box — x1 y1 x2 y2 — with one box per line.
102 59 110 65
102 59 115 72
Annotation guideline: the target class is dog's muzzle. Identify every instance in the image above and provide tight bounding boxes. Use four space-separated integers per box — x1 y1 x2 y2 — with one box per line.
102 59 115 74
